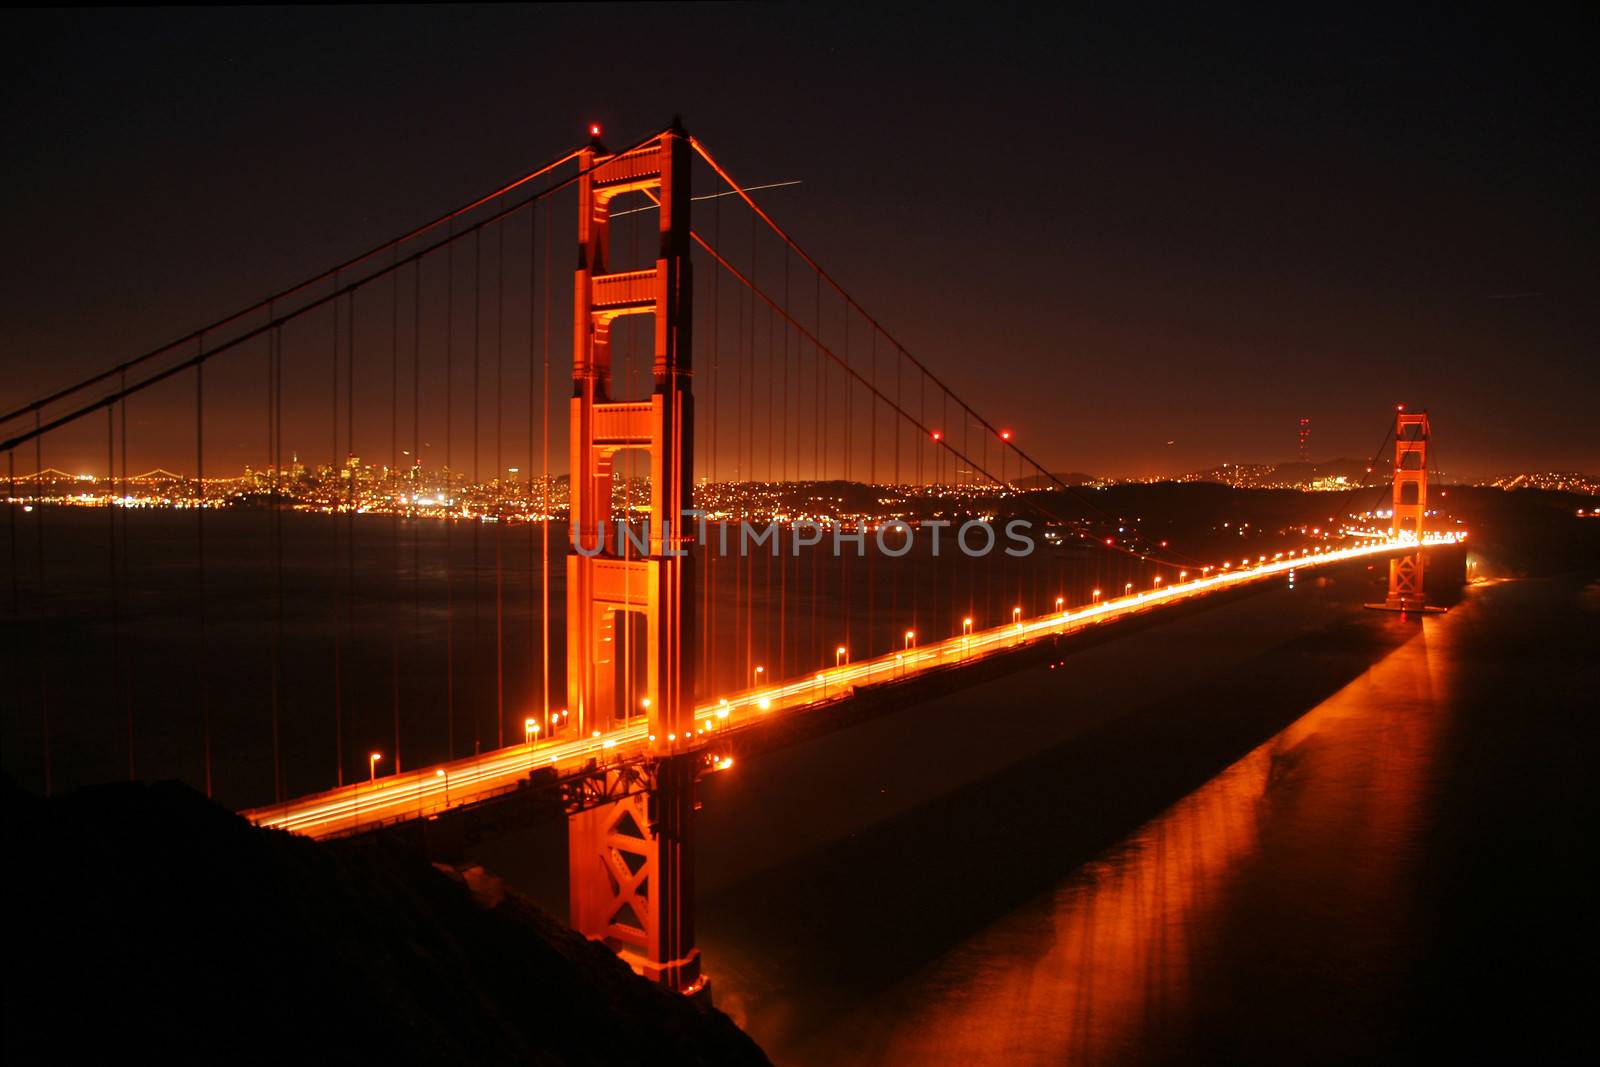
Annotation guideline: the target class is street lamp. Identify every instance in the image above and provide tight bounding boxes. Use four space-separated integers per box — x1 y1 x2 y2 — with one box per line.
369 752 382 783
524 717 540 744
754 665 764 687
436 768 448 807
835 645 848 668
904 630 916 650
962 616 974 636
1012 606 1022 626
1154 576 1163 590
1124 582 1134 597
1092 588 1102 604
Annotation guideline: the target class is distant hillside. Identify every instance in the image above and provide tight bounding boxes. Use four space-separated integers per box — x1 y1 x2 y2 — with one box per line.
4 779 769 1065
1478 472 1599 495
1012 471 1100 489
1013 461 1386 490
1178 458 1388 489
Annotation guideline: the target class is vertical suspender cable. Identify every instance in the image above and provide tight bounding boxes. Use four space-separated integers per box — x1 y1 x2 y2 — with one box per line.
444 238 456 759
840 297 850 655
107 407 122 779
7 450 14 617
346 286 358 773
536 200 551 734
331 281 344 786
412 262 423 761
733 211 745 685
495 221 506 749
540 198 552 733
35 412 50 794
347 280 359 765
777 253 787 679
525 204 536 732
812 271 820 668
708 192 719 689
391 255 403 772
867 327 876 653
197 353 210 796
531 199 544 735
268 319 283 802
119 374 130 772
472 230 483 753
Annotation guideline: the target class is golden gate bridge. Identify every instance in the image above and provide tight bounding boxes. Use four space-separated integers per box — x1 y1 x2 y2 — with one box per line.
0 121 1458 997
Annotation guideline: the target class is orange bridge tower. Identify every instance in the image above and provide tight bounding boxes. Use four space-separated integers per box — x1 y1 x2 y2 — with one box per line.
1385 407 1430 611
565 124 701 994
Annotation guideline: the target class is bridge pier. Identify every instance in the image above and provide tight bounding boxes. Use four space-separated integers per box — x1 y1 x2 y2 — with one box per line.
567 757 702 995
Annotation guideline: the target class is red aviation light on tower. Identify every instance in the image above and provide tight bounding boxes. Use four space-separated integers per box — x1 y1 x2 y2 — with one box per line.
999 429 1012 441
588 122 603 138
930 430 942 442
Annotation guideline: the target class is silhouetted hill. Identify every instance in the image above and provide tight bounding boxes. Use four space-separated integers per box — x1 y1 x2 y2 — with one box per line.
1179 458 1385 488
1012 471 1098 489
4 779 769 1065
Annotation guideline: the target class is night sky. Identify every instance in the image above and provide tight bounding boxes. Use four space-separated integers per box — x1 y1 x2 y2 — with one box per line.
3 6 1594 479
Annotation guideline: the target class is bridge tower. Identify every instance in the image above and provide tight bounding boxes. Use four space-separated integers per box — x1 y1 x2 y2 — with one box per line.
1385 408 1429 610
565 125 701 993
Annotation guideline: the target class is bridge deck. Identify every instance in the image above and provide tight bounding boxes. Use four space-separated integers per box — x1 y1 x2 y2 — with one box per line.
242 536 1458 839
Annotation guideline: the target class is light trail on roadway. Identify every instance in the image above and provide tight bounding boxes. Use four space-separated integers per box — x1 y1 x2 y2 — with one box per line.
242 533 1463 839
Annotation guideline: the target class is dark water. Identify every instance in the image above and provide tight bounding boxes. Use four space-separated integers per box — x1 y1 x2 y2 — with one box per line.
671 571 1598 1064
1 506 1145 806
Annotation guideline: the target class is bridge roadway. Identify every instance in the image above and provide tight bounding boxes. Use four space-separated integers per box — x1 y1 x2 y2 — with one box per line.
242 534 1461 839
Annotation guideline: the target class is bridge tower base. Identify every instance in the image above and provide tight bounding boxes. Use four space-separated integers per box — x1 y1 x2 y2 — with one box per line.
566 757 704 997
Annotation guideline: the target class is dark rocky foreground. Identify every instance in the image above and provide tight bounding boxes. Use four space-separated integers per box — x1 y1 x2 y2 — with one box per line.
3 778 769 1065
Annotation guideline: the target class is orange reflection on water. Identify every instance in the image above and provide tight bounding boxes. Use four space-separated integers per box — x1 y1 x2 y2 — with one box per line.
801 613 1458 1066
